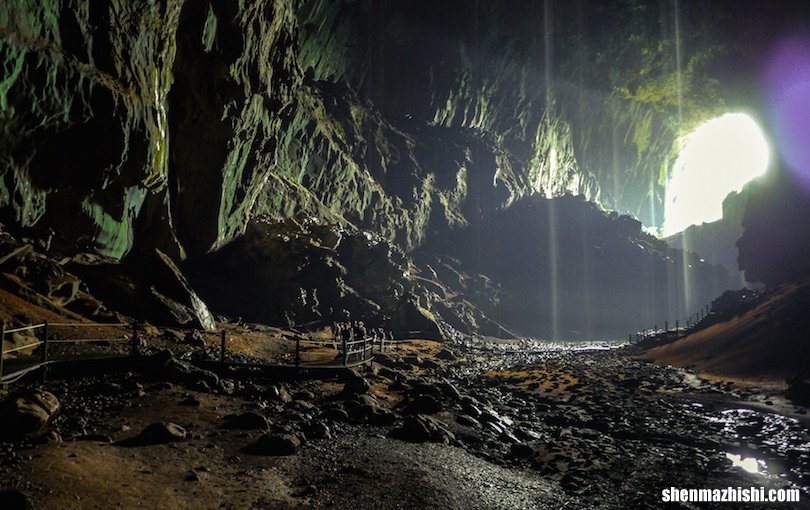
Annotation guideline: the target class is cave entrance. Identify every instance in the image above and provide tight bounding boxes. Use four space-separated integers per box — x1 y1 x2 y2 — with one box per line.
663 113 770 236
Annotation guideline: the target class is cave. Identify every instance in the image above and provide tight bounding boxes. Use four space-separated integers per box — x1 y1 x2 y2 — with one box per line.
1 1 810 509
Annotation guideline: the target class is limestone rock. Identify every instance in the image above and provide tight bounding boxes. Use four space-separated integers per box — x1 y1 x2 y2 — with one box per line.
0 389 60 441
390 415 453 444
436 348 457 361
341 371 371 395
223 412 270 431
403 394 442 415
118 422 187 446
147 350 220 390
246 433 301 456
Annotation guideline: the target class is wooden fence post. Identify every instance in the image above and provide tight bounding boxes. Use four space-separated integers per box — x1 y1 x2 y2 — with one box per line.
40 321 49 383
220 330 226 364
130 322 139 357
342 336 347 366
0 322 5 384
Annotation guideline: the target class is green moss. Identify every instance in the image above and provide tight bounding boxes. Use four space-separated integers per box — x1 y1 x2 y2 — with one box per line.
0 48 25 114
202 4 217 53
80 186 147 259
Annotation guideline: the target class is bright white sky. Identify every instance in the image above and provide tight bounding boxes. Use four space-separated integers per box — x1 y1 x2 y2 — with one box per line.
664 113 770 236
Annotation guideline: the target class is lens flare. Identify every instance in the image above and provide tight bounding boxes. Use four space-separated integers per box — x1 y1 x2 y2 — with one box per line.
664 113 770 236
765 37 810 187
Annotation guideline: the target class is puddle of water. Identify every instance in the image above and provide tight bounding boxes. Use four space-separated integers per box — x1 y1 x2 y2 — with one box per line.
726 453 766 474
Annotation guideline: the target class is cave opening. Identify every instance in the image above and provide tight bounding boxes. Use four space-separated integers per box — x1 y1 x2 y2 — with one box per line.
663 113 770 236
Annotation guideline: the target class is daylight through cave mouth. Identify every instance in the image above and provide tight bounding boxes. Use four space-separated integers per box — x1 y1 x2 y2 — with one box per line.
663 113 770 236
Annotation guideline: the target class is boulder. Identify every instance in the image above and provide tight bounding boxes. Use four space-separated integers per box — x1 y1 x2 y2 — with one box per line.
293 390 315 402
222 412 270 431
2 332 40 358
436 348 457 361
322 407 349 422
439 381 462 400
301 421 332 440
147 350 220 390
391 415 433 443
0 389 60 441
118 422 187 446
403 394 442 415
266 385 292 403
409 382 442 398
246 433 301 456
455 414 480 428
390 415 453 444
341 371 371 395
461 402 482 418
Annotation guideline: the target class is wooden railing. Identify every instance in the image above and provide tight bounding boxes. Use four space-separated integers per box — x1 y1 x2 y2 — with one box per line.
217 330 399 369
0 321 135 385
2 322 408 385
627 304 715 346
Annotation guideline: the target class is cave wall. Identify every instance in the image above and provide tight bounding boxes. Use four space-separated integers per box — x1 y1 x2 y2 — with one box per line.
0 0 300 259
293 0 745 227
1 0 756 259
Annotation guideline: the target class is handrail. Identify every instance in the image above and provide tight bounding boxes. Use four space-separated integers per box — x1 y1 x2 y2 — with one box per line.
47 322 128 328
2 341 44 355
2 321 141 386
47 338 129 345
5 324 46 334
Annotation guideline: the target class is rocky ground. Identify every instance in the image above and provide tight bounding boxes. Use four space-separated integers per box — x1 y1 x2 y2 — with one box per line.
1 333 809 509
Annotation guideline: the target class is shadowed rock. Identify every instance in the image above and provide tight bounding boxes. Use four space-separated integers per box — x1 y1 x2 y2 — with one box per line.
403 394 442 415
0 389 60 441
245 433 301 456
341 371 371 395
390 415 454 444
222 412 270 431
117 422 187 446
0 490 30 510
146 350 220 390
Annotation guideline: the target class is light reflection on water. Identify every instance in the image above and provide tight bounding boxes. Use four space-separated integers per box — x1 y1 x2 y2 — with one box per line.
463 338 630 352
726 453 765 474
708 408 810 454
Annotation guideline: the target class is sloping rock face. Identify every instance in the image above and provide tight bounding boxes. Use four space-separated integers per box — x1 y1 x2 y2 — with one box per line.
737 166 810 287
185 219 452 336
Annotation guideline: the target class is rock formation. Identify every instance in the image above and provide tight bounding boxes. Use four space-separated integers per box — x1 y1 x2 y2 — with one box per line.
0 1 802 337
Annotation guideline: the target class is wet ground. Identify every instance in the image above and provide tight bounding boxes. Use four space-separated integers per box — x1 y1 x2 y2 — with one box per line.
1 336 809 509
